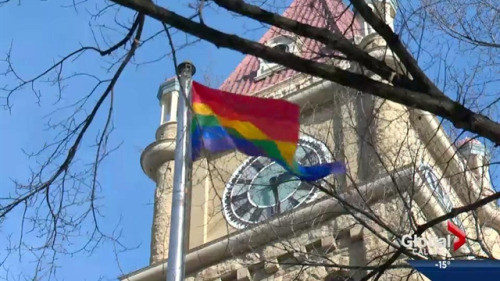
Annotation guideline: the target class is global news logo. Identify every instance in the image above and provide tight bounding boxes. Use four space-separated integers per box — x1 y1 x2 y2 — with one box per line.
400 221 466 255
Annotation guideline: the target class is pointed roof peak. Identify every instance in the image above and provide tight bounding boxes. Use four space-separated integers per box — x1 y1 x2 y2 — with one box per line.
220 0 359 95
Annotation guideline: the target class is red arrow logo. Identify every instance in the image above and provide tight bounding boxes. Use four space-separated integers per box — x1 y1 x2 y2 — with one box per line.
447 221 466 251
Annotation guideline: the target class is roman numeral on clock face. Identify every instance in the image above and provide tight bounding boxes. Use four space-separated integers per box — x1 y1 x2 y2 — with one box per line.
235 201 252 217
264 207 274 219
235 178 252 185
231 192 248 204
287 196 300 207
251 160 266 173
249 208 263 222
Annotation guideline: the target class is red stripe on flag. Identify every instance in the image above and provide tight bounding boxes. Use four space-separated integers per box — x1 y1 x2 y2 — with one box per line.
192 81 300 142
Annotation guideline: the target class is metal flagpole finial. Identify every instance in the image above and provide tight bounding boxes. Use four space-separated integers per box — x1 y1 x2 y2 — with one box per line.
177 61 196 77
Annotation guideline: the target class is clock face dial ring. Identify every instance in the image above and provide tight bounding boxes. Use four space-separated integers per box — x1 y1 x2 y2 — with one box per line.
420 164 466 232
222 135 333 229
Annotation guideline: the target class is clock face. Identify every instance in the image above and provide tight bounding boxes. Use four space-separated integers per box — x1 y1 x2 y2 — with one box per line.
421 165 465 230
222 135 333 229
422 166 453 211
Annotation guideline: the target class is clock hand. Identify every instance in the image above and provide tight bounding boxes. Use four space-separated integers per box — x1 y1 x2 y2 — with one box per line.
276 172 295 184
272 183 280 213
269 176 281 213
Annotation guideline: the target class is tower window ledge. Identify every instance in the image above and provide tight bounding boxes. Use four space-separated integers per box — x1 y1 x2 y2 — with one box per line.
255 35 301 81
254 63 285 81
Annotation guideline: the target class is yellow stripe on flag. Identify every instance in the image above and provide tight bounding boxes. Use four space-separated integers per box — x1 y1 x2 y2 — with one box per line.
193 102 297 165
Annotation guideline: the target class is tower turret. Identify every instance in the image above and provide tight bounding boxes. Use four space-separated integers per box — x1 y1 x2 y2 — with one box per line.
156 78 180 142
456 138 492 195
355 0 399 64
141 77 182 264
356 0 397 37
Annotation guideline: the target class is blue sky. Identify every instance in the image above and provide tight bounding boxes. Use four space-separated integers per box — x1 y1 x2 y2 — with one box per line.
0 1 266 280
0 1 498 280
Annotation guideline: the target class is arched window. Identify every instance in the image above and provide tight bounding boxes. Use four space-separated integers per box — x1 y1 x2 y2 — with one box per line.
273 43 289 52
255 35 300 80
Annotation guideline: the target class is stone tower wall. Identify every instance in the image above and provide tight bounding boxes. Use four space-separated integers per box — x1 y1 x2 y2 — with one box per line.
150 162 175 264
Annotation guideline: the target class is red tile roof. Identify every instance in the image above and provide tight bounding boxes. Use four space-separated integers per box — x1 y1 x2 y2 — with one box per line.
219 0 360 95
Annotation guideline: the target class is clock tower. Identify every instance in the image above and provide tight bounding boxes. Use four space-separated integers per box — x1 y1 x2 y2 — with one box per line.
122 0 500 281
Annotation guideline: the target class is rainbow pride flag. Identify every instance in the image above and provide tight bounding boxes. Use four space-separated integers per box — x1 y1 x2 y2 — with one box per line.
191 81 345 181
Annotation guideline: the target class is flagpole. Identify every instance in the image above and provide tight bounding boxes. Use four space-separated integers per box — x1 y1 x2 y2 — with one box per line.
166 61 196 281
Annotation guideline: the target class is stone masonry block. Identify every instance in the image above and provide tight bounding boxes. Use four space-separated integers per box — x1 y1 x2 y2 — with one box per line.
236 267 252 281
264 258 280 274
321 236 338 252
